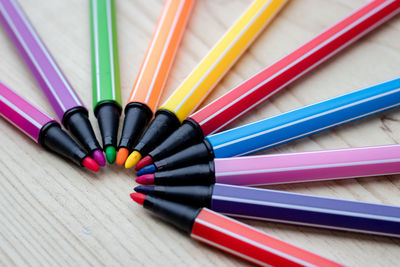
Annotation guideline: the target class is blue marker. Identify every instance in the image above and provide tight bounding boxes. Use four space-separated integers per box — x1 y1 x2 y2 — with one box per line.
139 78 400 173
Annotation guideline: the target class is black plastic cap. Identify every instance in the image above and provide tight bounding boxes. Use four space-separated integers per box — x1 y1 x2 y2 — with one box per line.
94 101 122 149
145 185 214 207
154 139 215 171
39 121 87 166
154 162 216 185
133 109 181 155
118 102 152 150
62 107 102 153
143 195 202 234
148 119 204 161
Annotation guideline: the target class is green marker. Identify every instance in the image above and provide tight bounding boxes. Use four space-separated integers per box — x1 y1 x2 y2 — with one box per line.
90 0 122 164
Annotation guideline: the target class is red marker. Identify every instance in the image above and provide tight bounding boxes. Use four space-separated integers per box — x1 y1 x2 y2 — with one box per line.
137 0 400 170
131 193 343 266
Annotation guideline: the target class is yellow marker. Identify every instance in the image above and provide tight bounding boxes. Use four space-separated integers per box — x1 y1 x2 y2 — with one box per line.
125 150 142 169
126 0 287 169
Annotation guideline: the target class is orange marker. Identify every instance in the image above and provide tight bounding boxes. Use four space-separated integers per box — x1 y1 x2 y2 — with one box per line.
116 0 194 166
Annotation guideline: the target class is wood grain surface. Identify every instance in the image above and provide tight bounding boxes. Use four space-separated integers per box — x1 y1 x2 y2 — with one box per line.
1 0 400 266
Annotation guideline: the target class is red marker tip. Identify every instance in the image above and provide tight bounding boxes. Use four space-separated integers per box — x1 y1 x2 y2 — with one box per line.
82 157 100 172
135 155 153 171
136 174 155 185
130 192 146 205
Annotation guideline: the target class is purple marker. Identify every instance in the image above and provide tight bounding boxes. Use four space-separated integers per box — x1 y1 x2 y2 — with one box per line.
135 183 400 238
0 0 105 166
0 82 99 171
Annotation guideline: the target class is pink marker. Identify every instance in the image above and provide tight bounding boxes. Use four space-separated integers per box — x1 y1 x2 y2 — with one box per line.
0 82 99 172
136 144 400 186
0 0 105 166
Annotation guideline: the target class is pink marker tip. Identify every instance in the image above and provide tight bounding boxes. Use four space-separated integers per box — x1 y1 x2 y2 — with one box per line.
82 157 100 172
92 149 106 166
136 174 155 185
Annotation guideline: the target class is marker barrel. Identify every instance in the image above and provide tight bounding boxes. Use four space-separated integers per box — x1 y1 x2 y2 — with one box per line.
0 0 84 121
127 0 194 111
214 144 400 186
90 0 122 151
208 78 400 158
144 0 400 164
0 84 88 167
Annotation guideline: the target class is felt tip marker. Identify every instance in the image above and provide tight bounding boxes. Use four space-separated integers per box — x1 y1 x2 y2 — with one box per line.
0 83 99 172
116 0 194 166
0 0 105 166
125 0 288 169
130 193 342 266
136 144 400 186
139 78 400 170
90 0 122 164
137 0 400 170
135 184 400 238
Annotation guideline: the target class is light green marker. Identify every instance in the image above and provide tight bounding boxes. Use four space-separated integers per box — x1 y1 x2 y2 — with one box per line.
90 0 122 163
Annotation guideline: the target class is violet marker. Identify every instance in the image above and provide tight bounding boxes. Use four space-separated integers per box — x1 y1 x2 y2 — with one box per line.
0 0 105 166
0 82 99 171
135 183 400 238
137 144 400 186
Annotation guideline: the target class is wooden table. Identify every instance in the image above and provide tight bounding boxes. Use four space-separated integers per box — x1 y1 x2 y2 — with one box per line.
1 0 400 266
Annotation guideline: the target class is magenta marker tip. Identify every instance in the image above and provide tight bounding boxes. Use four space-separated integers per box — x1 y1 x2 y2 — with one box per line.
92 149 106 166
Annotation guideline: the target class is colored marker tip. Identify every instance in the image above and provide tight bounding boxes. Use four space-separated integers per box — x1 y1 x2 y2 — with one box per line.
82 157 100 172
130 192 146 206
116 148 129 166
137 164 156 176
134 185 155 195
136 155 153 171
92 149 106 166
135 174 155 185
105 146 116 164
125 150 142 169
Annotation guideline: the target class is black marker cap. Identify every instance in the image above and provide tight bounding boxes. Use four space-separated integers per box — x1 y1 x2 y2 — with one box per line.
147 119 204 162
39 121 87 166
143 195 202 234
137 185 214 208
118 102 152 150
153 162 216 185
62 107 102 153
154 139 215 171
94 101 122 149
133 109 181 156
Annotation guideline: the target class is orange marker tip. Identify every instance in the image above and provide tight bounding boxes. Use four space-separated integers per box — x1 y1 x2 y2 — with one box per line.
116 148 129 166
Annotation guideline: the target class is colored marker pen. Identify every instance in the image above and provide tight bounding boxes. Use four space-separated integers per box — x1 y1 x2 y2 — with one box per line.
125 0 288 168
137 0 400 170
0 0 105 166
116 0 194 166
135 184 400 238
90 0 122 164
130 193 342 266
0 83 99 172
139 78 400 170
137 144 400 186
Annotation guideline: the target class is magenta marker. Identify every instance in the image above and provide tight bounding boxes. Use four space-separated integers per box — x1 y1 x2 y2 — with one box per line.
137 144 400 186
0 0 105 166
0 82 99 171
